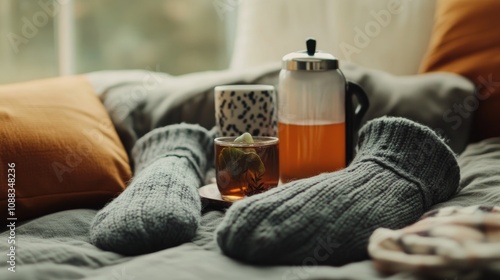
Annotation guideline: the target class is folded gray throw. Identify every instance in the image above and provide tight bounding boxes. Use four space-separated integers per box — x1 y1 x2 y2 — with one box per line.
90 123 213 255
216 117 460 265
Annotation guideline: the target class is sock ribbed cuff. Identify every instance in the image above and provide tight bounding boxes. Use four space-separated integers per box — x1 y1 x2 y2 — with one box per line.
354 117 460 206
131 123 214 179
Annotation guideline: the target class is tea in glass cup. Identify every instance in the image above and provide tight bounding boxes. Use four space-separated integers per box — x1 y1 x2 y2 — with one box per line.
214 134 279 202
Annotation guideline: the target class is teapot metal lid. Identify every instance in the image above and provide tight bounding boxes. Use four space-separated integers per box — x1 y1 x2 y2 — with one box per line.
282 38 339 71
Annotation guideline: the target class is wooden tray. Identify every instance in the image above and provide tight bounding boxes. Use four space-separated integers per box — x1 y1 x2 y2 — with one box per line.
199 183 233 209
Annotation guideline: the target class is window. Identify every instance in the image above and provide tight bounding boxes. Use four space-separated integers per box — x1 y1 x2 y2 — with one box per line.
0 0 232 84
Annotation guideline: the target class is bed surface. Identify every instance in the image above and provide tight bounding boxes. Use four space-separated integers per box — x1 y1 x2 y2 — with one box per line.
1 65 499 279
0 209 413 280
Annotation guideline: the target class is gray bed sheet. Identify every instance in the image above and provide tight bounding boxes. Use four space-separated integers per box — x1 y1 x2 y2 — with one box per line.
2 137 500 279
1 209 415 280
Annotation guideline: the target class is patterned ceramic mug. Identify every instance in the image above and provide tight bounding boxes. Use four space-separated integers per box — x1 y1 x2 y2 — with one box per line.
214 85 277 137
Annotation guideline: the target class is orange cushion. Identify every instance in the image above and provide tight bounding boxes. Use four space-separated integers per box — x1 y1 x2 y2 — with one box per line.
0 76 132 220
419 0 500 142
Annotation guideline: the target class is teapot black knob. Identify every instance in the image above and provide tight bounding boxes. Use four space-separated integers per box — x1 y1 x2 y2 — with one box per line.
306 38 316 56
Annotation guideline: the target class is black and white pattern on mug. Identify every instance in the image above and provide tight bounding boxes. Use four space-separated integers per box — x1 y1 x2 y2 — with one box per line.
214 85 277 137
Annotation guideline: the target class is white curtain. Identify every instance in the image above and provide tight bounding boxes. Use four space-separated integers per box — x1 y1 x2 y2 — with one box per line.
0 0 233 84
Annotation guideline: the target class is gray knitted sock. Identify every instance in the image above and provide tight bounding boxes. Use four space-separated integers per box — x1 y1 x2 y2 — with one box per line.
215 117 460 265
90 123 213 255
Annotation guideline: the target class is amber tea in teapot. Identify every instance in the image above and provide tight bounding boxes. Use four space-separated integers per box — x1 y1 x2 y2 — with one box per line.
278 38 369 183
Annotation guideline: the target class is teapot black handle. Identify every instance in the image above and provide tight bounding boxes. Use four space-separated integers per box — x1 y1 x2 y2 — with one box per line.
345 81 369 165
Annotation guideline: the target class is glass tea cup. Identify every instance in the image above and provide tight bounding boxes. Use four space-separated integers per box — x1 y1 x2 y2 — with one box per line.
214 136 279 202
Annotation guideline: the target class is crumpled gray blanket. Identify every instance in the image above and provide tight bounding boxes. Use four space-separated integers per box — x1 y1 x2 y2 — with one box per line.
2 63 497 280
86 61 475 159
1 135 500 280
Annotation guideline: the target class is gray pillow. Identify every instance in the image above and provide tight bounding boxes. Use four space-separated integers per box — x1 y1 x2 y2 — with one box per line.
341 61 475 154
87 62 475 154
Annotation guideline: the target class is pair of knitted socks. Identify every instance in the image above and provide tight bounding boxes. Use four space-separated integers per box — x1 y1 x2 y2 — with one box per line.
90 118 459 266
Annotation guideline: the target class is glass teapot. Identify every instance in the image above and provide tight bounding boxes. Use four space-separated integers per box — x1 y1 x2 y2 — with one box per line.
278 38 369 183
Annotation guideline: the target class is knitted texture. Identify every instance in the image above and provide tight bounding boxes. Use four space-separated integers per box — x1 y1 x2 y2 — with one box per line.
215 117 460 265
90 123 214 255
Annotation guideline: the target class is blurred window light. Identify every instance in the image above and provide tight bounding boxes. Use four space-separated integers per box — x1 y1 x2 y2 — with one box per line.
0 0 232 84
